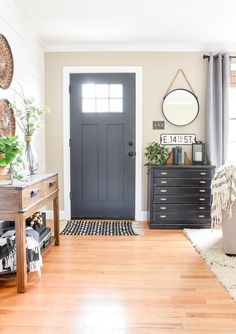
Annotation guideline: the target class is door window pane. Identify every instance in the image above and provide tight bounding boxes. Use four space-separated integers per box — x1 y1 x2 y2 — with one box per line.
96 99 109 112
110 84 123 98
82 99 95 113
110 99 123 112
96 84 109 98
82 84 95 98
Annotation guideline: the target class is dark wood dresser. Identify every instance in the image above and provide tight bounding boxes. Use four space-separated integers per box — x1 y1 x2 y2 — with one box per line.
147 165 215 229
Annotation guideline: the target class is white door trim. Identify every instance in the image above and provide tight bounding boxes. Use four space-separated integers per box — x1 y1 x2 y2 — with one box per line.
63 66 143 221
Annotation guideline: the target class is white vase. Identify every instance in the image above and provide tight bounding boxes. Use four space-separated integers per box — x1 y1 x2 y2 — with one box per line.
24 136 38 175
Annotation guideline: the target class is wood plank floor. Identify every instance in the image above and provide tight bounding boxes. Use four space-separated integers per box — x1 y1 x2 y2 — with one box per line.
0 222 236 333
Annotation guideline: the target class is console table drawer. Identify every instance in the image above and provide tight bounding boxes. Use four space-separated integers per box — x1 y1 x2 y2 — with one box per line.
44 175 58 196
22 182 45 208
153 178 211 187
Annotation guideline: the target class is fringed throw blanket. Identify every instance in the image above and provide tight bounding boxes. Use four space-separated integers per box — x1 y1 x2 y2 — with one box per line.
211 164 236 227
0 227 42 275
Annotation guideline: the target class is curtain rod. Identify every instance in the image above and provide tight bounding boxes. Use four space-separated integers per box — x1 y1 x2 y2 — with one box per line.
203 54 236 60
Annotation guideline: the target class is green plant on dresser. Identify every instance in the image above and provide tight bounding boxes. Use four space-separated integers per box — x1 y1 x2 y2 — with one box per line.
144 142 169 165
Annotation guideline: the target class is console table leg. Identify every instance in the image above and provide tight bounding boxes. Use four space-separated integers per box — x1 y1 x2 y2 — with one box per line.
53 196 60 246
15 213 27 293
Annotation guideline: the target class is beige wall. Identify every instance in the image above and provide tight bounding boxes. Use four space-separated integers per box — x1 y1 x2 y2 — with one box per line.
45 52 207 213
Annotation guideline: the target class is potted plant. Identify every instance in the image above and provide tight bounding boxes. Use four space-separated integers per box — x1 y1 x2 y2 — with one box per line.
144 142 169 165
0 135 23 183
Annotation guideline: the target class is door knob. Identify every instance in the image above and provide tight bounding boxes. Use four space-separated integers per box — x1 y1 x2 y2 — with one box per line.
128 152 134 157
128 141 134 146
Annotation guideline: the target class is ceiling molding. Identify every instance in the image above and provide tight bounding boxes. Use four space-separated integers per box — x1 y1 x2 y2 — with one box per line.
44 43 236 53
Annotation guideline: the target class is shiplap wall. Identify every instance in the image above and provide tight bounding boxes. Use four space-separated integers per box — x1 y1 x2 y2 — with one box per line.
0 0 45 171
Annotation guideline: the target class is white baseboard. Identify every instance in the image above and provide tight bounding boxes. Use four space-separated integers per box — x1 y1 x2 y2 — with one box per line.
45 210 68 221
45 210 147 222
136 211 147 221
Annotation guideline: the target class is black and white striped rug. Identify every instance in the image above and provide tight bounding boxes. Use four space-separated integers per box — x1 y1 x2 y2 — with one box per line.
60 220 141 236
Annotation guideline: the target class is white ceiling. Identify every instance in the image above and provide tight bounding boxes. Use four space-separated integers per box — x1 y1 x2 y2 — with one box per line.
15 0 236 52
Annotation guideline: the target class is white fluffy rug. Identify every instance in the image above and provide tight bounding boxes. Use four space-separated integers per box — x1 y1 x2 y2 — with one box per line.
184 228 236 302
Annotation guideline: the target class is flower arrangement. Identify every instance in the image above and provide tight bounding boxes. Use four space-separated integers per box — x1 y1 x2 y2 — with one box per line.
11 86 50 175
11 87 50 137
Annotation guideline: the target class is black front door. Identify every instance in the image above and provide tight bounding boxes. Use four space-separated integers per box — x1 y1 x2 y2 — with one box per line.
70 73 135 219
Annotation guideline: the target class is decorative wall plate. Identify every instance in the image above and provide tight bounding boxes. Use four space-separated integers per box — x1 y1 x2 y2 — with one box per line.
0 99 15 137
0 34 14 89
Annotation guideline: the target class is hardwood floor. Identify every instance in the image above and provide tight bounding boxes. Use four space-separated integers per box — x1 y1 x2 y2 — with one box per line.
0 222 236 333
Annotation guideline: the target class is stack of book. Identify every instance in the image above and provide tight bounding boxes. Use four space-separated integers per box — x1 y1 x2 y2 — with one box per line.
172 146 184 165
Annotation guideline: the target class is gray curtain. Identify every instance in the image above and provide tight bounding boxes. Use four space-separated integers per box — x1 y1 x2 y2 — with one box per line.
206 53 230 168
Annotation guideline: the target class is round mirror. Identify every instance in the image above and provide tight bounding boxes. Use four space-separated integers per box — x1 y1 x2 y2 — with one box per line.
162 89 199 126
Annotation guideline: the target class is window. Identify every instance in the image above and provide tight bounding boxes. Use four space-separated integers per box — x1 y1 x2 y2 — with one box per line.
228 64 236 163
82 83 123 113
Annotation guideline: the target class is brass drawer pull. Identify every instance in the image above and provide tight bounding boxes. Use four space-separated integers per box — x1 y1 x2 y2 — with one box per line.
161 181 167 184
30 189 39 198
160 189 167 193
199 189 206 193
198 206 205 210
160 215 166 218
200 172 206 176
160 198 167 201
160 206 166 210
161 172 167 175
198 215 205 218
49 181 56 188
200 181 206 184
199 198 205 201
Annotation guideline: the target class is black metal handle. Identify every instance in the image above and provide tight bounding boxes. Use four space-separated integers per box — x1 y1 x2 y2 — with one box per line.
128 141 134 147
128 152 134 157
49 181 56 188
30 189 39 198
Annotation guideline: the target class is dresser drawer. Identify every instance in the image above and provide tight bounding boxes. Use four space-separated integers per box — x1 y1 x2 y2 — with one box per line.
153 178 211 187
153 204 211 212
152 211 211 221
149 221 211 229
153 187 211 195
22 181 45 208
153 195 211 204
44 175 58 196
153 169 213 178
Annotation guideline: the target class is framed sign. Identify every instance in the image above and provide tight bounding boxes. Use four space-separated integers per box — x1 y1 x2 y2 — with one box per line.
160 133 196 145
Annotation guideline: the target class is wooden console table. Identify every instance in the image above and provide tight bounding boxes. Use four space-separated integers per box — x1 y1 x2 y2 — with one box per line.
0 173 60 293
